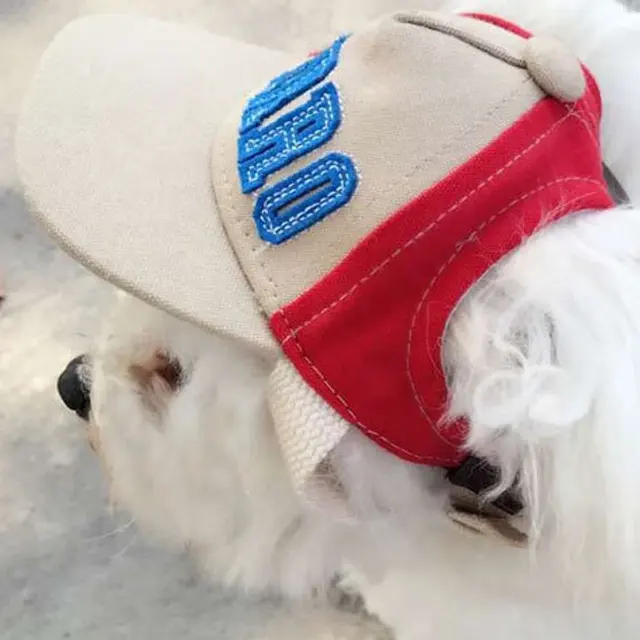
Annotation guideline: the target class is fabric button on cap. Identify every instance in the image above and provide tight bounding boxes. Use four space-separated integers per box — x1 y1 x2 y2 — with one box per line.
524 35 586 102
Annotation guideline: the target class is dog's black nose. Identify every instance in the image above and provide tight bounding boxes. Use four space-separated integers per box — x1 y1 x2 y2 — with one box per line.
57 354 92 420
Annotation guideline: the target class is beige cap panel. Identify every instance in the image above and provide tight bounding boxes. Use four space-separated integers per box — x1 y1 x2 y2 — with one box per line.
214 12 544 314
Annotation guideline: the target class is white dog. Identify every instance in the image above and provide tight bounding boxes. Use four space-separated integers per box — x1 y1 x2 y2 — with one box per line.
16 0 640 637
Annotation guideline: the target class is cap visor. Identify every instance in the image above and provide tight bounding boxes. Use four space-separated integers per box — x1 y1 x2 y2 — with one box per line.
16 15 296 353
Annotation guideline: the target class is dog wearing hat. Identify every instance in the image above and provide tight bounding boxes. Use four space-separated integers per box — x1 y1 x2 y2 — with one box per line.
15 0 640 637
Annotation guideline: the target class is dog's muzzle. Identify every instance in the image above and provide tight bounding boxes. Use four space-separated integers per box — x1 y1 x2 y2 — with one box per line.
57 354 92 420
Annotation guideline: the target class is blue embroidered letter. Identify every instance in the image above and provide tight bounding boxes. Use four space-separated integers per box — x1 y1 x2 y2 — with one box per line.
238 83 342 194
253 153 358 245
240 35 347 134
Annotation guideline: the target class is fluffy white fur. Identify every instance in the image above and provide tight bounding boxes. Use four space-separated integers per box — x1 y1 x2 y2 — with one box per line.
446 0 640 602
79 0 640 637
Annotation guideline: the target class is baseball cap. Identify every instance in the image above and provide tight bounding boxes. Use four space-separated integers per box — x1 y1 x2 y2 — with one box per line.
16 10 613 499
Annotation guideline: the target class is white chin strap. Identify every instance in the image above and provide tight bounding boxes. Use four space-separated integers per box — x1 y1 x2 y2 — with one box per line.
267 358 353 516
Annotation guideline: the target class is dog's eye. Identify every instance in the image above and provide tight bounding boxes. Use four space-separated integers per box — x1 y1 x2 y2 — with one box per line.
128 351 185 417
129 351 184 393
156 355 183 391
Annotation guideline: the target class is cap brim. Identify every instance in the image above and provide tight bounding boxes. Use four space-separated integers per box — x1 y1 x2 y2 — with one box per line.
16 14 296 354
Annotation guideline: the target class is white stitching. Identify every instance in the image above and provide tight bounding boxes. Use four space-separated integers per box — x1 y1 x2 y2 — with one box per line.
576 81 599 132
364 76 535 210
259 158 352 234
243 86 338 181
245 97 335 156
264 158 340 207
563 102 599 148
563 79 600 141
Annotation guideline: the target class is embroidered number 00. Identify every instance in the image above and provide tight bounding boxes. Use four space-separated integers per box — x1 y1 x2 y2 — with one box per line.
238 36 358 245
